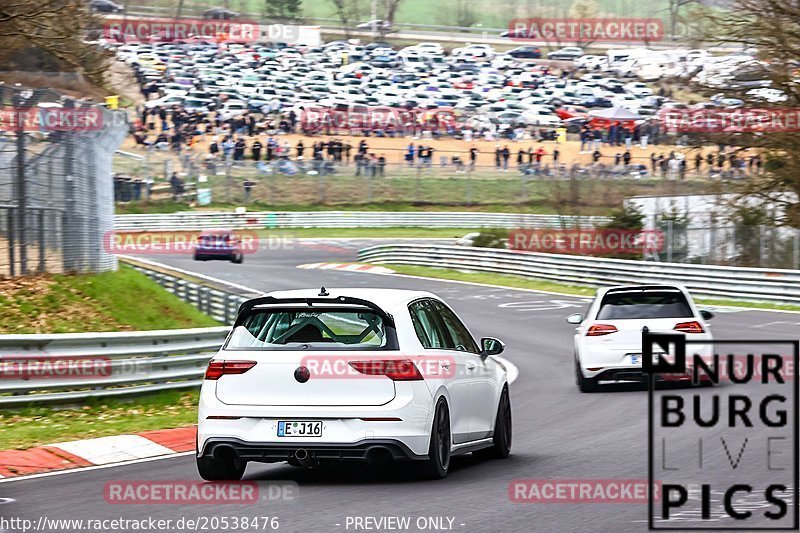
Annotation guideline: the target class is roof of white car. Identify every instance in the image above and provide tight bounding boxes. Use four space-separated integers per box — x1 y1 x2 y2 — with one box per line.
263 287 435 309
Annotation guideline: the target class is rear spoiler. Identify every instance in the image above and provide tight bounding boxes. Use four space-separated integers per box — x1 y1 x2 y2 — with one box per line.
235 296 395 328
604 285 683 294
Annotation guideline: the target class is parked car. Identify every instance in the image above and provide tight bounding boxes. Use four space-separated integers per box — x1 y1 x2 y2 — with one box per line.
547 47 584 61
507 46 542 59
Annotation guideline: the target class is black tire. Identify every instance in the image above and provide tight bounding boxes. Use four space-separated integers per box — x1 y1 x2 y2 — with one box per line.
421 397 451 479
575 357 599 393
196 454 246 481
474 386 512 459
231 253 243 264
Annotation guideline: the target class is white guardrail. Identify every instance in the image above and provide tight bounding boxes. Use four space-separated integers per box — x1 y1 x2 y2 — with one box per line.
114 212 609 231
358 244 800 306
0 260 254 406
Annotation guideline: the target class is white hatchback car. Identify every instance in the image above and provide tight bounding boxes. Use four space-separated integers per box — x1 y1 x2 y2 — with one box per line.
197 288 511 480
568 285 714 392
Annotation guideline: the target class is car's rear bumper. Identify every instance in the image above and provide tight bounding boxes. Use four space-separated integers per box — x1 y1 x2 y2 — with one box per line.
197 382 434 457
199 437 427 463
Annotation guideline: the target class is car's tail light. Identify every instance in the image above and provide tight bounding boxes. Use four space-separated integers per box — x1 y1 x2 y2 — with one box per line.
348 359 423 381
204 360 256 380
586 324 618 336
674 321 704 334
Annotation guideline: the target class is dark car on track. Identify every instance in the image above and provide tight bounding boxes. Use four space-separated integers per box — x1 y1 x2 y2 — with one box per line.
193 230 244 263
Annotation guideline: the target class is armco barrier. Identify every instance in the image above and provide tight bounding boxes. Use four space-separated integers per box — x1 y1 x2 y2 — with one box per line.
0 259 256 406
357 244 800 305
114 211 608 231
0 327 229 406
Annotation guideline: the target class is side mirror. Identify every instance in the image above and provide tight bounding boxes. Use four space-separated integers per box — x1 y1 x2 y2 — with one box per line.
566 313 584 324
700 310 714 321
481 337 504 357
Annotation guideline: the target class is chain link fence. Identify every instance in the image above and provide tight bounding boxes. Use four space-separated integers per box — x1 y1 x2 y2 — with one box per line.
0 86 129 277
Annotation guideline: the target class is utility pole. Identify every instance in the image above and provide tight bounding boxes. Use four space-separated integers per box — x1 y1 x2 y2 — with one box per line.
371 0 378 41
13 89 28 274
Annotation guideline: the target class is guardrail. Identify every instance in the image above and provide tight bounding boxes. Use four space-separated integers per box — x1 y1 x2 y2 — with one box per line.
0 327 229 406
114 211 608 231
0 258 255 406
358 244 800 305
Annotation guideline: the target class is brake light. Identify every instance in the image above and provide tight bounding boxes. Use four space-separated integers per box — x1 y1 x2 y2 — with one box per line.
674 321 704 334
586 324 618 336
204 360 256 380
348 359 423 381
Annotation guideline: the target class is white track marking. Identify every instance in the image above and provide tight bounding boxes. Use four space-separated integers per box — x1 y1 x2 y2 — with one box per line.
51 435 175 465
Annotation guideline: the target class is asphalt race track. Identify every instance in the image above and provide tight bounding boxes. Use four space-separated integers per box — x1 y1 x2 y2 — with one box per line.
2 238 798 533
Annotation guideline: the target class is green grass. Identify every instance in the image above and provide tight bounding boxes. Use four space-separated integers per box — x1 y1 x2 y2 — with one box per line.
0 264 220 333
384 264 800 312
0 390 199 450
387 264 596 295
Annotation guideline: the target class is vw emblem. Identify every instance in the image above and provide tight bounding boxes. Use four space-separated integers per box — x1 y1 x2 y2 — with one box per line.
294 366 310 383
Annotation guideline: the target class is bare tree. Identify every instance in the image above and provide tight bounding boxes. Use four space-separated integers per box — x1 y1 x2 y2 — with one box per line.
0 1 109 85
689 0 800 226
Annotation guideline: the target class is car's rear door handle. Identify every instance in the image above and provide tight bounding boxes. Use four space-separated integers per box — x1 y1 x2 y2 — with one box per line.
465 361 477 372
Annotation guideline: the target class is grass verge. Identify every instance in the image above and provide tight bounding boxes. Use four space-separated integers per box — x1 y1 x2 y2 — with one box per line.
0 390 198 450
0 264 220 333
385 264 800 312
258 227 473 238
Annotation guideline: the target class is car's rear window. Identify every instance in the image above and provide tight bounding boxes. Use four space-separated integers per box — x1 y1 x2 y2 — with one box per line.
226 308 397 350
596 290 693 319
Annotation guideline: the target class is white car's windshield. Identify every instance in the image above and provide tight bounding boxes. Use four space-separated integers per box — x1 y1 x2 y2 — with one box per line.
596 291 693 319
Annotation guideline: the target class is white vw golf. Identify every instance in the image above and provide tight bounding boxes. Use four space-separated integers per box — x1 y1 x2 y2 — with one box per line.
568 285 714 392
197 288 511 480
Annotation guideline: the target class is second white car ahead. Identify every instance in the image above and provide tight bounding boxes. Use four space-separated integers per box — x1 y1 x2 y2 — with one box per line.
569 285 714 392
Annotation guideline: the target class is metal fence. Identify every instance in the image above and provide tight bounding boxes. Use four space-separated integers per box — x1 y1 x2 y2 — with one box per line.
358 243 800 305
0 87 129 277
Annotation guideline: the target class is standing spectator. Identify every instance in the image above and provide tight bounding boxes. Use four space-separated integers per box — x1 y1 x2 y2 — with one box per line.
469 146 478 171
233 137 246 161
695 153 703 172
592 149 602 164
243 179 256 204
553 147 560 165
623 151 631 166
251 138 263 161
377 154 386 177
296 140 305 159
501 146 510 171
494 146 501 170
516 149 525 168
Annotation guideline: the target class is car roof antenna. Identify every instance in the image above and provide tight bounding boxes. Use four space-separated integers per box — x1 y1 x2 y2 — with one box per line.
318 287 329 297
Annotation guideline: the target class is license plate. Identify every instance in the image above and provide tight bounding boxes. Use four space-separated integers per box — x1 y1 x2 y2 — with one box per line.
277 420 322 437
631 353 661 365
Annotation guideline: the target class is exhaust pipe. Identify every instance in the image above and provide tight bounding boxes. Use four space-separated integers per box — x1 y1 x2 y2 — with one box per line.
365 446 393 465
294 448 317 468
